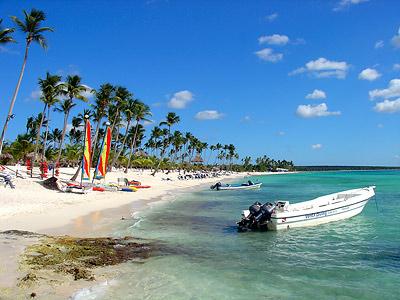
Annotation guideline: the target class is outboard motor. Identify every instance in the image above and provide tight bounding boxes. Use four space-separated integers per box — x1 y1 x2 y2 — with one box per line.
210 182 222 190
237 201 276 231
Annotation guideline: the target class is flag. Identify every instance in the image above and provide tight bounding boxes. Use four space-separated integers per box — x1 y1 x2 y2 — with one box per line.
82 120 91 180
96 126 111 178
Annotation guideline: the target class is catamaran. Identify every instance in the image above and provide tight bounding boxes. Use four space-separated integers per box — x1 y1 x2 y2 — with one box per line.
237 186 376 231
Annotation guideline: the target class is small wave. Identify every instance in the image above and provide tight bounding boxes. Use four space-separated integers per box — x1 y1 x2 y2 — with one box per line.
69 280 117 300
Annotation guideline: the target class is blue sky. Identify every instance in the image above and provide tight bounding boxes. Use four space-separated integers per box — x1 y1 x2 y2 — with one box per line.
0 0 399 166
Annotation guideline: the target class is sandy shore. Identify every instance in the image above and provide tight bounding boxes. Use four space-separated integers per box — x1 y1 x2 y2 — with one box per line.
0 167 247 233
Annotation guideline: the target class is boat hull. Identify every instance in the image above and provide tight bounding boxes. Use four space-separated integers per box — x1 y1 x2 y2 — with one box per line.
268 195 372 230
217 183 262 191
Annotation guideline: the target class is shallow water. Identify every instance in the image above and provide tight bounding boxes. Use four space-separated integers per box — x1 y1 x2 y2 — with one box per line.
89 171 400 299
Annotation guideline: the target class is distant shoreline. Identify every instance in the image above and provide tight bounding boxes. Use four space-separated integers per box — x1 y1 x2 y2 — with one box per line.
295 166 400 171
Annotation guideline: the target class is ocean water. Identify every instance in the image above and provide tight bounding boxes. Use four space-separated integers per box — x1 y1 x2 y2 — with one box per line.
87 171 400 299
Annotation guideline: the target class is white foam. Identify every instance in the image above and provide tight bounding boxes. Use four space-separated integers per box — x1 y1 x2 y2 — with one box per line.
69 280 117 300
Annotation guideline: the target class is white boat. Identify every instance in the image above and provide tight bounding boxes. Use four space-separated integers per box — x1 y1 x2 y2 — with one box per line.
211 181 262 191
238 186 376 231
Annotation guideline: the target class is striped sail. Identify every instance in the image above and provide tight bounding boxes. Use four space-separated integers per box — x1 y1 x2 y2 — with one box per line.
96 126 111 178
82 120 92 180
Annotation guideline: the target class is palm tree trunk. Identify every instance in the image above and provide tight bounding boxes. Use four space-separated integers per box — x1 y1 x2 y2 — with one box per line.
41 105 51 160
57 109 70 163
33 103 48 160
110 119 131 168
124 121 140 173
0 42 30 154
110 108 119 140
71 160 82 181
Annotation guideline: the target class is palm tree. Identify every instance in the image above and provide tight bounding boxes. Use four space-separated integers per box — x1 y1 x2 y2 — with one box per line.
110 98 136 167
34 72 62 161
159 112 180 134
56 75 88 163
110 86 131 139
0 18 15 44
0 9 53 154
49 128 62 148
124 101 152 172
91 83 114 163
151 113 180 175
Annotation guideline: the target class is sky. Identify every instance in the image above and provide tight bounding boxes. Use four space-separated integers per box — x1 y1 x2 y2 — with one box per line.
0 0 399 166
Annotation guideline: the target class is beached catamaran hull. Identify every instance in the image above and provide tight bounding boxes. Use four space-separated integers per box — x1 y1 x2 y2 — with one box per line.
238 186 375 231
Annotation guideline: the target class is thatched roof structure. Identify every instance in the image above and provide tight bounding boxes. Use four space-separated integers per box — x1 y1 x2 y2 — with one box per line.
191 154 204 164
134 150 148 157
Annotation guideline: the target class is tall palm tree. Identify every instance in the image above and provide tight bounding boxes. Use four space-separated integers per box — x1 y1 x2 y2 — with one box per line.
152 113 179 175
124 101 152 172
56 75 88 163
34 72 62 161
110 86 131 139
0 9 53 154
0 18 15 44
159 112 180 134
110 98 136 167
91 83 114 163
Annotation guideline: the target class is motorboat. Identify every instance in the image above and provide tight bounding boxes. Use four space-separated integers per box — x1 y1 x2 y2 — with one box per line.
237 186 376 231
210 181 262 191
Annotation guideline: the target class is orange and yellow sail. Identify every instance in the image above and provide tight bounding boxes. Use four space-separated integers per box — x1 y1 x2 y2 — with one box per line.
96 126 111 178
82 120 91 180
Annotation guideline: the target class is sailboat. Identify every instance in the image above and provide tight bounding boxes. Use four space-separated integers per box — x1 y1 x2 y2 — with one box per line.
92 125 117 191
66 118 92 194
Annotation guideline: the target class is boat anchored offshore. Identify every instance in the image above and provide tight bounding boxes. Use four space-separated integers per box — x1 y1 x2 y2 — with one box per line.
237 186 376 231
210 181 262 191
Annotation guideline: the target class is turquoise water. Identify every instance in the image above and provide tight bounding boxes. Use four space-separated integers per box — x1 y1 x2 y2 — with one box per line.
98 171 399 299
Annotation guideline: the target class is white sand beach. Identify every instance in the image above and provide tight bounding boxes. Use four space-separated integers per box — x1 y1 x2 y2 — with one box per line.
0 166 249 233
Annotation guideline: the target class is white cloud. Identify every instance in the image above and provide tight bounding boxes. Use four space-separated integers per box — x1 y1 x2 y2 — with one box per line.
167 90 194 109
0 45 19 55
334 0 369 11
143 120 155 126
241 115 251 122
30 89 43 100
296 103 341 118
277 131 286 136
258 34 289 45
374 40 384 49
395 155 400 159
374 99 400 113
369 79 400 99
81 84 94 99
391 27 400 49
289 57 349 79
377 123 384 128
195 110 224 120
265 13 278 22
393 64 400 71
311 144 322 150
358 68 381 81
255 48 283 62
305 89 326 99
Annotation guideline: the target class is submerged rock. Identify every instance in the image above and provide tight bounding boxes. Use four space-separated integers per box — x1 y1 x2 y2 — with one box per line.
20 236 155 284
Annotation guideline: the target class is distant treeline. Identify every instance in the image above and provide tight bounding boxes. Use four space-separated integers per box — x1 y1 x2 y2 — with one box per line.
296 166 400 171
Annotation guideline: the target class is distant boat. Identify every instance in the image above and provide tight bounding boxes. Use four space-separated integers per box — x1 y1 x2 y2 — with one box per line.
210 181 262 191
237 186 376 231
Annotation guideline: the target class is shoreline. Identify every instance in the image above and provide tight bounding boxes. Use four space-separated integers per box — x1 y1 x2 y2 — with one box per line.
0 168 295 299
